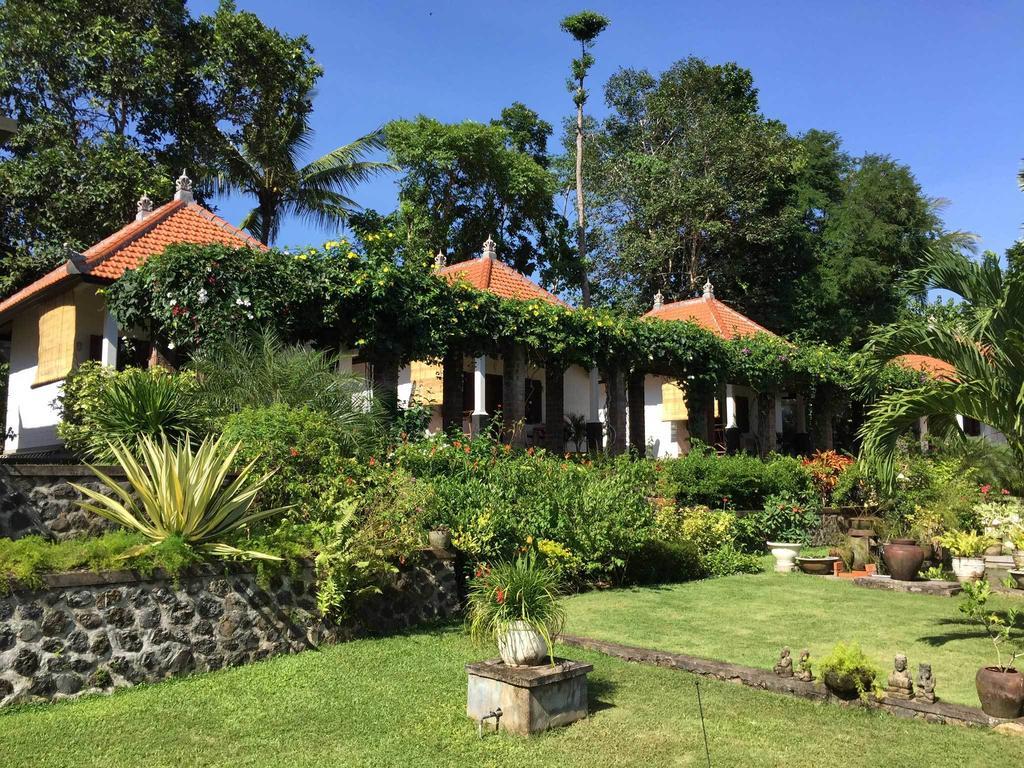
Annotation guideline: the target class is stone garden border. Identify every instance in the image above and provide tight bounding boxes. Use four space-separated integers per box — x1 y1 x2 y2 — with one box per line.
559 634 1024 732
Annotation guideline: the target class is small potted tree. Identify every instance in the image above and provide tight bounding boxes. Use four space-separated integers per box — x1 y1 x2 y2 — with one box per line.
468 553 566 667
939 530 993 583
959 580 1024 718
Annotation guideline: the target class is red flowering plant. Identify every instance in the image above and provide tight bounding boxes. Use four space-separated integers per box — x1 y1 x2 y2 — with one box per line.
467 553 566 664
802 450 855 507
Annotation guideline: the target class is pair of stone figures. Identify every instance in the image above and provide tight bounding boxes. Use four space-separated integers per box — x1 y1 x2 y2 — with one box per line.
773 647 937 702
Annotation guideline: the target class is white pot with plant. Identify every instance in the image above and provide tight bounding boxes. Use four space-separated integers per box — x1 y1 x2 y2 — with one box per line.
766 542 802 573
939 531 993 583
468 553 566 667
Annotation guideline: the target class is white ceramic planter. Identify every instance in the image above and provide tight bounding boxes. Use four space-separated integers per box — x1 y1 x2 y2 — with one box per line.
767 542 802 573
951 556 986 583
497 620 549 666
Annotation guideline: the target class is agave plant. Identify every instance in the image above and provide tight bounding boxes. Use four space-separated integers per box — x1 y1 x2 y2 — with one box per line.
71 435 290 561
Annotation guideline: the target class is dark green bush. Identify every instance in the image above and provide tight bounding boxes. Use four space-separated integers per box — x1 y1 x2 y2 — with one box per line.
57 362 204 459
660 446 815 510
736 493 821 549
220 404 369 524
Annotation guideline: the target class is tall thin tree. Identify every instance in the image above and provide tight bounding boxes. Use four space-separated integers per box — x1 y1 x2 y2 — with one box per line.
560 11 609 307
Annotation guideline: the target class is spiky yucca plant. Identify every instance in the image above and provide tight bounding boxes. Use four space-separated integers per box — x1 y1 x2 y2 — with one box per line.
71 435 290 561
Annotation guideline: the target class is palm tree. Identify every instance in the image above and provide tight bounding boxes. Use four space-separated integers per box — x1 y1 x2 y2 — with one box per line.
859 245 1024 488
216 108 394 245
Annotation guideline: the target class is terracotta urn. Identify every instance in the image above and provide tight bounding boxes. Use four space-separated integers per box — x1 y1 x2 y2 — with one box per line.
976 666 1024 719
882 539 924 582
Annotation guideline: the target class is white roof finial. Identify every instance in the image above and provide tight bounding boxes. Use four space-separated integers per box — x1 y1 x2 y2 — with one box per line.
434 249 447 268
653 290 664 310
482 235 497 260
136 193 153 221
174 169 193 202
702 279 714 299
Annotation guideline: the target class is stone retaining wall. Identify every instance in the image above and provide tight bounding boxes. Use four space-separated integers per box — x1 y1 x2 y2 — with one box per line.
0 464 121 541
0 549 461 707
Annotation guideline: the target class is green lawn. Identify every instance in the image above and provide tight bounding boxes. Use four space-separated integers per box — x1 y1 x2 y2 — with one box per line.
0 627 1019 767
565 570 1021 707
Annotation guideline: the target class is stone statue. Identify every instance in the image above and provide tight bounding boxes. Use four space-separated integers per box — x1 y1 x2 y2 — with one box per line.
886 653 914 699
796 649 814 682
773 646 793 677
916 663 936 703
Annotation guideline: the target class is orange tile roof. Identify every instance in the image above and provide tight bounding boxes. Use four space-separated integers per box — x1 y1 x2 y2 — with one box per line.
439 256 568 306
894 354 958 381
644 295 777 340
0 200 266 320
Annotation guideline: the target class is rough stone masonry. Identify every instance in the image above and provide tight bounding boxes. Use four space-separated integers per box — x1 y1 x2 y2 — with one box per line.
0 549 461 707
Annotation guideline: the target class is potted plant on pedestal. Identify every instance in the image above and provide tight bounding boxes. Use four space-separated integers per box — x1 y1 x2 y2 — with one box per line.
468 553 566 667
939 530 993 583
959 580 1024 718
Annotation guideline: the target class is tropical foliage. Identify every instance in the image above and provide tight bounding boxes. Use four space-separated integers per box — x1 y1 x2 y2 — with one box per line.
57 362 203 461
860 246 1024 488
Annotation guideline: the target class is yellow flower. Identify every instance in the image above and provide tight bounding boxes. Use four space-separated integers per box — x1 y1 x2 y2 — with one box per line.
324 241 340 249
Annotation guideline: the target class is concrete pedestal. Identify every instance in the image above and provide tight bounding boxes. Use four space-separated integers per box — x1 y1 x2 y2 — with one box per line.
466 658 593 736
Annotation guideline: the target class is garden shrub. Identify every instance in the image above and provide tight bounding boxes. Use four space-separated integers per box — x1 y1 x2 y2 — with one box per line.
736 493 820 549
57 361 203 459
659 446 814 510
220 404 369 524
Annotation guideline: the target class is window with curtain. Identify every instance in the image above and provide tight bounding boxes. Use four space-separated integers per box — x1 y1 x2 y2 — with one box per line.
661 380 688 421
34 294 77 386
409 360 443 406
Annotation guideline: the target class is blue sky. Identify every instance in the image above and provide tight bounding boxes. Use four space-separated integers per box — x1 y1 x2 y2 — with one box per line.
192 0 1024 258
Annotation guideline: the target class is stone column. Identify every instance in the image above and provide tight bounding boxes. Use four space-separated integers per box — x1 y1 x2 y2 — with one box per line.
606 367 627 455
627 371 646 456
372 357 400 420
502 344 527 447
441 350 465 434
544 365 566 454
725 384 738 429
101 310 118 369
811 399 835 451
471 355 487 434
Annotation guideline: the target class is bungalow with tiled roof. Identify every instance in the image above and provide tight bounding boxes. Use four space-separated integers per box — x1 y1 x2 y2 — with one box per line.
0 172 266 454
375 237 600 450
893 354 1006 447
643 281 807 457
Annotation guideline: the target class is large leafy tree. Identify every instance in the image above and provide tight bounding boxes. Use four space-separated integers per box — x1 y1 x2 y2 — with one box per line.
859 246 1024 487
582 58 802 318
794 153 947 344
385 108 568 276
0 0 321 293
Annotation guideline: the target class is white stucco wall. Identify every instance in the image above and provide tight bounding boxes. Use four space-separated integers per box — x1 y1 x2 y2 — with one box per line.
4 284 106 454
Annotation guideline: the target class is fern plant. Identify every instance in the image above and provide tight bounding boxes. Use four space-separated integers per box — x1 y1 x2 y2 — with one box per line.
71 435 290 561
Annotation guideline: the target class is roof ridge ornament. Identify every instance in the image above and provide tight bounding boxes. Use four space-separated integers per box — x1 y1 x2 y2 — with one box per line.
434 249 447 268
174 169 193 202
702 279 714 299
482 235 497 261
136 193 153 221
653 289 664 310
